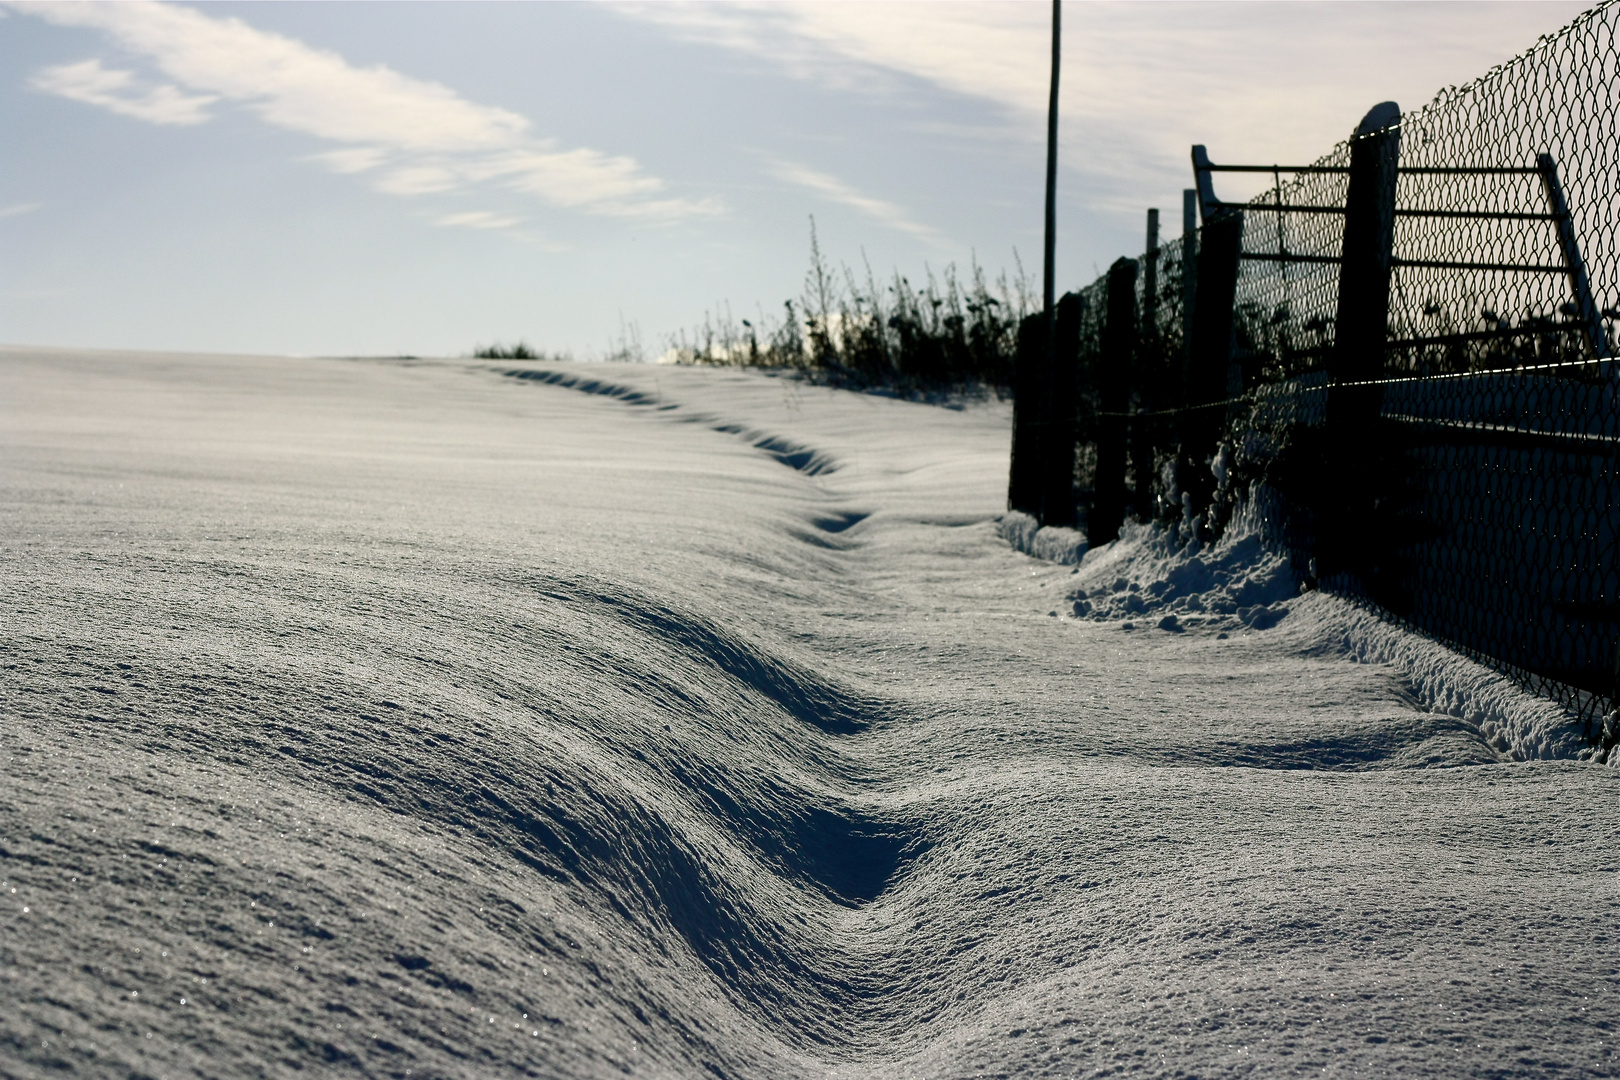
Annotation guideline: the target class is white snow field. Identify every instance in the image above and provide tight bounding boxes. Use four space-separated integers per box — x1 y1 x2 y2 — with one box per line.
1 346 1616 1079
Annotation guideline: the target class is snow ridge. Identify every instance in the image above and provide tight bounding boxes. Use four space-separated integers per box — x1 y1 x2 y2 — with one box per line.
1308 592 1590 761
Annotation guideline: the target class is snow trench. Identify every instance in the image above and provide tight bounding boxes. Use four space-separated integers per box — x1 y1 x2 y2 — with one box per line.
506 367 840 475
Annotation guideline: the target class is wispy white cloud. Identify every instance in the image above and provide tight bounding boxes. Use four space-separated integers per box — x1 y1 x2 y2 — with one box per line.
436 211 523 231
30 57 215 125
17 0 716 220
473 148 660 207
763 158 943 245
615 2 1047 122
307 147 389 176
0 201 44 218
619 1 1592 216
612 2 915 99
375 165 462 197
23 1 530 149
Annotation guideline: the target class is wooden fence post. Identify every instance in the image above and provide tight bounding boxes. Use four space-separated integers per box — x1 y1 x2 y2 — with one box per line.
1322 102 1401 583
1008 311 1049 518
1093 257 1138 545
1328 102 1401 416
1042 291 1084 527
1181 189 1198 377
1143 209 1160 331
1180 152 1244 519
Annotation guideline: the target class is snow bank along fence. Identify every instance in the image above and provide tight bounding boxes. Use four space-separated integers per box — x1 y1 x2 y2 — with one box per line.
1009 2 1620 745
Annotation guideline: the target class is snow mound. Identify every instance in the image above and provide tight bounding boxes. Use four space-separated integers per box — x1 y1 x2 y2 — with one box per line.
1067 519 1297 633
997 510 1087 565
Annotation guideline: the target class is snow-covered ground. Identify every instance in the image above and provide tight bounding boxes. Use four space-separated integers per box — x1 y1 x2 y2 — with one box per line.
1 347 1615 1078
1003 510 1598 765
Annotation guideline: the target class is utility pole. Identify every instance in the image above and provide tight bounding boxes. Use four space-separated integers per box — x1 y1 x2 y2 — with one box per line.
1008 0 1063 519
1044 0 1060 341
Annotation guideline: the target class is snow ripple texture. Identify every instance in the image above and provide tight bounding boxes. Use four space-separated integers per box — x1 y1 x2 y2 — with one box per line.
1 349 1616 1079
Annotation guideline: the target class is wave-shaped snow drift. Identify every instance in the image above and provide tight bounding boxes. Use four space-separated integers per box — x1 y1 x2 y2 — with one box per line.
2 350 1616 1079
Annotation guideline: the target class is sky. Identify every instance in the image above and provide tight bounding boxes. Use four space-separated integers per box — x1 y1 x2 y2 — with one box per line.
0 0 1595 359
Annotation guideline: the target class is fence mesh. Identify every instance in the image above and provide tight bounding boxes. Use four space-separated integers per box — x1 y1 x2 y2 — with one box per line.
1058 1 1620 743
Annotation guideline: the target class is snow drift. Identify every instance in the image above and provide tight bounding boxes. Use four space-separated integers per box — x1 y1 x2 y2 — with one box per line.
1049 513 1590 764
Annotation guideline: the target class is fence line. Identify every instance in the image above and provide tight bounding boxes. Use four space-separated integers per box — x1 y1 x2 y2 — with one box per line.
1010 1 1620 749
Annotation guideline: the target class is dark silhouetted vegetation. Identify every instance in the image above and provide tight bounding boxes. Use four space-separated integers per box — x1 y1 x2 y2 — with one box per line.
473 341 540 360
666 222 1032 397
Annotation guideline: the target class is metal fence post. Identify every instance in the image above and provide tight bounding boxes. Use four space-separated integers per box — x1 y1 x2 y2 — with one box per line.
1538 153 1611 361
1093 257 1138 545
1008 311 1049 518
1043 291 1084 527
1322 102 1401 583
1011 0 1062 524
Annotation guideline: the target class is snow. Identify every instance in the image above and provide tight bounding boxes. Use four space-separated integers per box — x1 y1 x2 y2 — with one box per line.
998 509 1088 565
1 346 1616 1078
1047 505 1591 763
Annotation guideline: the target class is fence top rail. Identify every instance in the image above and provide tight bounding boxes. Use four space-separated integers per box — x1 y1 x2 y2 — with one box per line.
1200 162 1543 176
1201 163 1350 174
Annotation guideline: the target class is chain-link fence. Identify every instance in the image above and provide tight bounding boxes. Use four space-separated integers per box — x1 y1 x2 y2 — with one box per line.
1016 1 1620 746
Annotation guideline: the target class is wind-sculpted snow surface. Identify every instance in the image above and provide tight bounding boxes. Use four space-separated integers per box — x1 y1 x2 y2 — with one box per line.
1053 514 1592 763
1 349 1616 1079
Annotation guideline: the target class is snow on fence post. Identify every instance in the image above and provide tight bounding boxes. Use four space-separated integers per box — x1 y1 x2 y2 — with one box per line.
1181 148 1244 520
1093 257 1139 545
1042 291 1084 528
1321 102 1402 584
1008 311 1050 519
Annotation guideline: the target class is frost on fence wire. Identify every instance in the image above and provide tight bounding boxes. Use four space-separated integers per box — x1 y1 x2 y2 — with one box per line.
1067 2 1620 732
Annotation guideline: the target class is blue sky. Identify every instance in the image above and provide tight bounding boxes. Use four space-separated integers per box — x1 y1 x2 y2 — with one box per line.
1 1 1592 358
